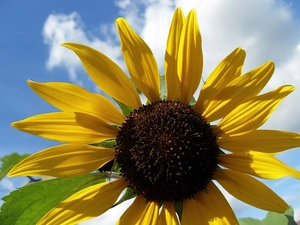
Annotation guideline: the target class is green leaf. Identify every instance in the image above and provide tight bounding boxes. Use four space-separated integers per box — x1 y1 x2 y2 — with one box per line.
159 75 167 100
0 173 108 225
238 218 262 225
112 187 136 208
0 153 29 181
238 206 297 225
114 99 134 117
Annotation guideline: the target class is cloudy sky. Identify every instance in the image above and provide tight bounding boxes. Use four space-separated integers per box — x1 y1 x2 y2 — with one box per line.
1 0 300 224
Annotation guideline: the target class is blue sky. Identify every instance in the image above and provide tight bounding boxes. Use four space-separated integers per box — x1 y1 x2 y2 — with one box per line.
1 0 300 224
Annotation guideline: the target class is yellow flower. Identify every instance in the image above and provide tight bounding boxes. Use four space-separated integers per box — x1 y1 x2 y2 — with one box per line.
8 8 300 225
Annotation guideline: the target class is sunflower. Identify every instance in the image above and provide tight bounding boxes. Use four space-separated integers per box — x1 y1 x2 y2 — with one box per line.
8 7 300 225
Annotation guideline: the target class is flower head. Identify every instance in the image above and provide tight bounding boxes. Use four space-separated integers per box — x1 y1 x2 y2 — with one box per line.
8 8 300 225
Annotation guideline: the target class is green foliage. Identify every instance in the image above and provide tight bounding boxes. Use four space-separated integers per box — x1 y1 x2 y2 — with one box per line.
239 206 297 225
0 173 108 225
0 153 29 181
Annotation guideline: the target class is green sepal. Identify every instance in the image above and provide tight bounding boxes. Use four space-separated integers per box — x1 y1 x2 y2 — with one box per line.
159 75 167 100
0 153 30 181
114 99 134 117
96 139 117 149
130 79 142 95
238 206 297 225
112 187 136 208
189 96 196 106
0 173 108 225
175 201 183 221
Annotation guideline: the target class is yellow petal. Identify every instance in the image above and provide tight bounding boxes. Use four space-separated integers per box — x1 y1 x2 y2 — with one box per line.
37 179 128 225
28 80 125 125
116 18 160 103
194 190 238 225
218 129 300 153
218 151 300 180
62 43 141 109
203 61 274 122
7 144 115 178
177 9 203 104
12 112 118 143
117 195 147 225
194 48 246 115
164 8 184 101
137 200 159 225
215 169 289 213
203 181 239 224
182 197 209 225
216 85 295 137
158 202 180 225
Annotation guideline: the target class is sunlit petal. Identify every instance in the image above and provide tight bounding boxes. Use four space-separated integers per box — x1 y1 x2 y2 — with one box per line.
116 18 160 103
11 112 118 143
38 179 128 225
158 202 180 225
218 129 300 153
7 144 115 177
177 9 202 104
137 200 159 225
215 169 288 213
203 61 274 122
216 85 294 136
117 195 146 225
62 43 141 109
194 48 246 115
218 151 300 180
203 181 239 224
28 80 125 125
194 188 238 225
165 8 184 101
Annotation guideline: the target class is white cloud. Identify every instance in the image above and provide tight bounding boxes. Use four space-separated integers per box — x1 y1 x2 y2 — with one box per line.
43 12 123 87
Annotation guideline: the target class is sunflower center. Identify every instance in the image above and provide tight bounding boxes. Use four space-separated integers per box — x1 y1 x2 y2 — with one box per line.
115 100 219 202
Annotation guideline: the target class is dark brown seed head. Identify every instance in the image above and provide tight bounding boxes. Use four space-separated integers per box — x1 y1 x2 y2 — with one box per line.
115 100 219 202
